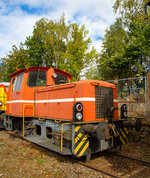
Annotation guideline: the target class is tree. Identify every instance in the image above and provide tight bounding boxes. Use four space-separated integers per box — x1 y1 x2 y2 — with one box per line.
0 44 30 81
25 15 69 68
96 17 150 80
93 0 150 81
113 0 150 77
97 19 130 80
0 15 97 81
125 21 150 75
64 24 97 81
113 0 148 23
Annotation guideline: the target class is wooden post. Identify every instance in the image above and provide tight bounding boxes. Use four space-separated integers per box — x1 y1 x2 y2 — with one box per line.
146 73 150 120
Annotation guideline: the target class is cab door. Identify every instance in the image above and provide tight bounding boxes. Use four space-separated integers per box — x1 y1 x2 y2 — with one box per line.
11 73 24 116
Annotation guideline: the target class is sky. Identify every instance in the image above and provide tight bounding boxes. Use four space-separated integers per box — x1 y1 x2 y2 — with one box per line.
0 0 117 60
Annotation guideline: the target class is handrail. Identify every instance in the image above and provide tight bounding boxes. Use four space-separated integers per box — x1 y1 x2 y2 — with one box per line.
61 123 71 152
23 104 34 137
55 120 61 123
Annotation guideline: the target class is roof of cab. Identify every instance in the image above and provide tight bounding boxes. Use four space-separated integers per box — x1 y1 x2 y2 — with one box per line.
9 67 72 79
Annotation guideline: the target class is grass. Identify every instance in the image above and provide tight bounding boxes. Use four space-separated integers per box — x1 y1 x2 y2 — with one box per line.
35 158 44 164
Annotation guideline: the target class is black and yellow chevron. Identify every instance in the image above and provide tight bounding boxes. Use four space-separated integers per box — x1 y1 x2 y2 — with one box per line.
118 127 128 144
74 125 89 157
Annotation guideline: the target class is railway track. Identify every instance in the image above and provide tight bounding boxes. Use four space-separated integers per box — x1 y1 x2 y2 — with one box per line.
4 131 150 178
77 151 150 178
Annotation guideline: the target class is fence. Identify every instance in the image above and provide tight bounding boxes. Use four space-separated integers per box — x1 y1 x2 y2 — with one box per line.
107 77 147 119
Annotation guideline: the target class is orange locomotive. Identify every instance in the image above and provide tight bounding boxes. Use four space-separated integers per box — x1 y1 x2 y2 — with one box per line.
1 67 141 160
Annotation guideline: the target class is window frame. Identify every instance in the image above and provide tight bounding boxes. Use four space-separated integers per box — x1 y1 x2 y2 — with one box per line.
54 72 69 85
27 70 47 88
13 73 24 91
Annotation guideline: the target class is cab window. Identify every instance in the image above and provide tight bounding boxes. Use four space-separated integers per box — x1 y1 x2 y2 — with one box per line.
14 73 24 91
54 73 68 85
12 78 16 91
27 70 46 87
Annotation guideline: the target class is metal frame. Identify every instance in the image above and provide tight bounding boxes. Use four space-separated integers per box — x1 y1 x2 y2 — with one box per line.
107 76 147 120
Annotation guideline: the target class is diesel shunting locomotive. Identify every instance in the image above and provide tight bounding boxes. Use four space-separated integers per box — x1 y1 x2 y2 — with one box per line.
0 67 141 160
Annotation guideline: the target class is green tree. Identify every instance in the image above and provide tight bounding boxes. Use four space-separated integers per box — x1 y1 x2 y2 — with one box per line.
64 24 97 81
0 15 97 81
94 1 150 80
97 19 150 80
0 44 29 81
97 19 130 80
125 21 150 75
113 0 148 23
25 15 69 68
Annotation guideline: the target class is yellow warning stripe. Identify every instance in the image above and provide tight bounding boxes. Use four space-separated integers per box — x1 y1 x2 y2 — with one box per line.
74 126 81 132
123 128 128 142
74 133 83 144
74 137 87 154
121 131 127 140
74 126 89 157
120 129 127 140
120 135 125 144
124 127 128 134
78 142 89 157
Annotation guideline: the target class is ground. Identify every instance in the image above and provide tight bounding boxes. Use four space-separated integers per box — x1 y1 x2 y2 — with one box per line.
0 130 150 178
0 131 104 178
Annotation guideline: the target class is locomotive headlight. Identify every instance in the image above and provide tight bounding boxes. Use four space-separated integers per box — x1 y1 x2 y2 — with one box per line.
73 102 83 122
121 104 127 119
53 73 57 78
124 112 127 118
76 113 83 121
76 104 82 111
0 101 3 106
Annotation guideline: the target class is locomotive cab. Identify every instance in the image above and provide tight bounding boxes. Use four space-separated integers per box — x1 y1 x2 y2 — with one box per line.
7 67 72 117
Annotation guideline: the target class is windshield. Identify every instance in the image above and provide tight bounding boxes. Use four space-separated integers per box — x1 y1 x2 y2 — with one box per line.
27 70 47 87
14 73 24 91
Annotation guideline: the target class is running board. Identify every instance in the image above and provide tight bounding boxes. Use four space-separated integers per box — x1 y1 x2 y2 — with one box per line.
25 135 72 155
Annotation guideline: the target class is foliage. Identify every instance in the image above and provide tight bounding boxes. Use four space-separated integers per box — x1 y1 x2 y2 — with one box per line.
0 44 30 82
97 19 129 80
64 24 98 81
113 0 149 25
97 18 150 80
125 21 150 75
94 0 150 80
0 15 97 81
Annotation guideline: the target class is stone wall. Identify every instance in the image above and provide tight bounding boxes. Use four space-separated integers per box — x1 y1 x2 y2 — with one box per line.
118 102 145 118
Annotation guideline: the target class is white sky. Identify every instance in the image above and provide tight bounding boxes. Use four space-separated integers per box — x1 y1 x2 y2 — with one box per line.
0 0 117 59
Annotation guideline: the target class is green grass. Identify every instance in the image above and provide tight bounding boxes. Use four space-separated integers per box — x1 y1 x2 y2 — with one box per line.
35 158 44 164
